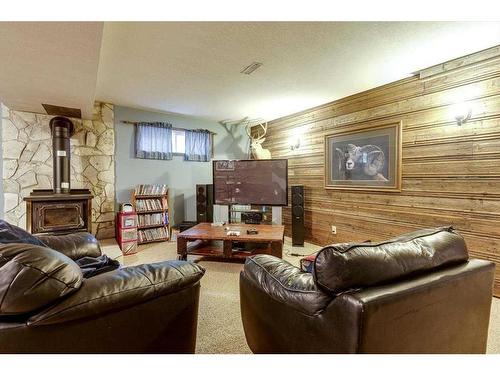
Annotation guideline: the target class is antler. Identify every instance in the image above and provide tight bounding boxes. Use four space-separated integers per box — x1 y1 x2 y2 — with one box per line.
245 122 252 139
257 122 267 138
246 120 268 140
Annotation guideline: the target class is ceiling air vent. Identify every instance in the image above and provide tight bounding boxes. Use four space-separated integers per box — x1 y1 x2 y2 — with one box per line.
241 62 263 75
42 104 82 119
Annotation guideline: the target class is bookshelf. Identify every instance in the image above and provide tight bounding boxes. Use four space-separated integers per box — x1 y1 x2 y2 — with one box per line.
131 184 170 245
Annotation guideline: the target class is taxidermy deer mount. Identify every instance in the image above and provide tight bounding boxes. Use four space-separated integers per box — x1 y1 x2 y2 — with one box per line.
218 118 272 159
245 121 272 159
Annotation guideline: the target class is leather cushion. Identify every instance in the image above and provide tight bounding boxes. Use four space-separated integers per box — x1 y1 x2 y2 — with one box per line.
300 240 372 273
38 232 102 260
313 226 469 294
29 260 205 325
243 255 332 315
0 243 83 316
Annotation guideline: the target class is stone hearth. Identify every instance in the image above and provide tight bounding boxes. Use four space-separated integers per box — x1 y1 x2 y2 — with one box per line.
1 102 115 239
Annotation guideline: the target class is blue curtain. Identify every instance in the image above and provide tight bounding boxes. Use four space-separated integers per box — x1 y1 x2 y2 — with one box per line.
184 129 212 162
135 122 173 160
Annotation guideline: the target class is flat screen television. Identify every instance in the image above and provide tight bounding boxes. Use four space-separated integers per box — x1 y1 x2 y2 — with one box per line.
212 159 288 206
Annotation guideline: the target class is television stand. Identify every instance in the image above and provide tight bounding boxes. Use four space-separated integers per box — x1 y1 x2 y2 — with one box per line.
176 223 284 261
228 204 267 224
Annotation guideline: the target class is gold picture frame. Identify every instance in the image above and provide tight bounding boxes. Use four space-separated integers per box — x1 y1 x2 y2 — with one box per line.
324 121 402 192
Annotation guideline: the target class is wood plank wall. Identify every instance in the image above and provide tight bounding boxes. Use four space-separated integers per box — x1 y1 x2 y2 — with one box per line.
260 46 500 297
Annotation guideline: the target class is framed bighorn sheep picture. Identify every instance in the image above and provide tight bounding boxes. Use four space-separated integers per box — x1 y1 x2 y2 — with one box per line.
324 121 402 192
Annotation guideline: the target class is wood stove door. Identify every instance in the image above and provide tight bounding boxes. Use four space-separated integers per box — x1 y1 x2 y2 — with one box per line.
32 201 88 234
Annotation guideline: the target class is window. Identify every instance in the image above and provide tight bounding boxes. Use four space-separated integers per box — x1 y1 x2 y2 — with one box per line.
135 122 173 160
135 122 211 161
172 129 186 154
184 129 212 162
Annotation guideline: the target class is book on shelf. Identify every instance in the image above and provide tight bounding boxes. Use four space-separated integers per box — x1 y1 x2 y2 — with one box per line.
132 184 170 245
138 213 169 226
135 198 164 211
134 184 168 196
138 226 169 242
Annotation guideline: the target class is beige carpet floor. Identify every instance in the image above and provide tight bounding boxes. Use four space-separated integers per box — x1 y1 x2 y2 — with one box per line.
101 237 500 354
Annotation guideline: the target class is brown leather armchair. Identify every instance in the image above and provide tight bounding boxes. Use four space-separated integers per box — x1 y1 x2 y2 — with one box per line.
240 227 495 354
0 231 205 353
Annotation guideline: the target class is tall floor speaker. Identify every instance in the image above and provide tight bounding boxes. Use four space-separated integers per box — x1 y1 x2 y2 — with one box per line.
196 184 213 223
291 185 305 246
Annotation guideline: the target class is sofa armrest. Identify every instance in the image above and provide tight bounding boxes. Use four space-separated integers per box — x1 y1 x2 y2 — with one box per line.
241 254 332 316
28 260 205 326
38 232 102 260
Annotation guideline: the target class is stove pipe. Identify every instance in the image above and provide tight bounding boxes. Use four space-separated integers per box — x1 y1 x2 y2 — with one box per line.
49 116 74 194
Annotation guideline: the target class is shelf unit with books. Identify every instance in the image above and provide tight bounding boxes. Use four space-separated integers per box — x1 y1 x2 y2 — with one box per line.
131 184 170 245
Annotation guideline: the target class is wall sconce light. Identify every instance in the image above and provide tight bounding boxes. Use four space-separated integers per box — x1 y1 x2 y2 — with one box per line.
289 136 301 150
452 102 472 126
289 126 307 150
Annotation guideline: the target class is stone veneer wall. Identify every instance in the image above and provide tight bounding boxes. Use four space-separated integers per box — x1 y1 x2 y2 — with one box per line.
1 102 115 239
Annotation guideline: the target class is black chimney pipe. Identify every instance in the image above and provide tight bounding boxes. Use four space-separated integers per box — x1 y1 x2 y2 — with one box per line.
49 116 74 194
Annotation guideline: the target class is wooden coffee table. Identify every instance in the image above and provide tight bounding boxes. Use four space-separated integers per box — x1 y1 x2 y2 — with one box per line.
177 223 285 261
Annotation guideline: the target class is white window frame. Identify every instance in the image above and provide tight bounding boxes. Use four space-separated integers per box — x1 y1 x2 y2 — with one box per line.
172 129 186 155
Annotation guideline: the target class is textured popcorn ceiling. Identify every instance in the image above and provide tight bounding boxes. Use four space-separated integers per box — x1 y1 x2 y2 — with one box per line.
0 22 103 119
82 21 500 121
1 22 500 121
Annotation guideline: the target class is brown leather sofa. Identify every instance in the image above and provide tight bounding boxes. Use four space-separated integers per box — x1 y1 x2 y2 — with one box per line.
240 227 495 353
0 231 205 353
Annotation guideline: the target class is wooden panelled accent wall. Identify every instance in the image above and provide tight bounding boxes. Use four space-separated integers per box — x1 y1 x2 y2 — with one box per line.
262 46 500 297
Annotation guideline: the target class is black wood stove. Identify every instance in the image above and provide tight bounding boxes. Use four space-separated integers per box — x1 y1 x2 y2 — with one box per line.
24 116 93 235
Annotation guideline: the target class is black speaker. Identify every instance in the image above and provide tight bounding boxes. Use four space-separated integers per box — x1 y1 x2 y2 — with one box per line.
291 185 304 246
196 184 213 223
179 221 197 232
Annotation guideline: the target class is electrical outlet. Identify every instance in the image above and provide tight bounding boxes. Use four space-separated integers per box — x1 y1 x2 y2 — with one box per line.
331 225 337 234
